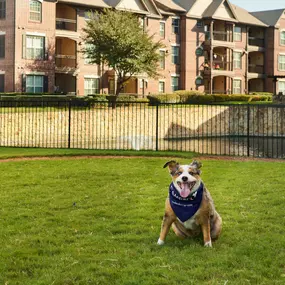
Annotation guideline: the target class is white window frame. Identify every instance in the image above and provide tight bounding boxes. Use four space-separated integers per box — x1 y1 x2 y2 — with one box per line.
26 75 44 93
159 50 165 69
234 26 242 42
171 76 179 92
29 0 42 22
233 51 242 69
233 79 242 94
280 30 285 46
171 46 180 65
84 43 94 65
84 77 100 95
159 22 165 38
26 35 45 59
159 81 165 93
172 17 180 35
279 54 285 71
278 80 285 95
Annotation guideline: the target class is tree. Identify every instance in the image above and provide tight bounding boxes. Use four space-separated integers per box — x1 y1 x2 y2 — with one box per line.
83 9 163 107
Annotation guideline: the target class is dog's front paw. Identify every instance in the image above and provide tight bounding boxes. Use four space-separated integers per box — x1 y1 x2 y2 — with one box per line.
157 238 165 245
204 241 212 247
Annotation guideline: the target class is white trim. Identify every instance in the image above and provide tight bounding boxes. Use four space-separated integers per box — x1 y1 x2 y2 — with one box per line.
171 74 180 77
279 53 285 56
233 77 242 80
159 48 166 51
0 31 6 35
171 16 180 19
0 70 5 74
278 79 285 82
25 71 45 75
84 75 100 79
26 32 46 37
159 79 166 82
171 43 180 47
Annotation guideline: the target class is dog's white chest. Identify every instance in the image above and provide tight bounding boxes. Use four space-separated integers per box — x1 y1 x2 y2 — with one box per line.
181 213 199 230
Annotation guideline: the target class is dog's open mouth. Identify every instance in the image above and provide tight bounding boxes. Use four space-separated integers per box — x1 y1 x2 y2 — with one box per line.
177 181 196 198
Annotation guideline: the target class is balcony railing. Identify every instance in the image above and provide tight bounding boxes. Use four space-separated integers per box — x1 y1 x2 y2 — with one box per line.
248 64 264 74
203 61 233 71
55 54 77 68
205 31 233 42
248 37 264 47
56 18 77 32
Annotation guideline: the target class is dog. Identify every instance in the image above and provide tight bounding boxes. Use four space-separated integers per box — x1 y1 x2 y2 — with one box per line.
157 160 222 247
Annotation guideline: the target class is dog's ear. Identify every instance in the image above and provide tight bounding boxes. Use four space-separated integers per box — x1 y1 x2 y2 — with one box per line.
190 160 202 174
163 160 179 175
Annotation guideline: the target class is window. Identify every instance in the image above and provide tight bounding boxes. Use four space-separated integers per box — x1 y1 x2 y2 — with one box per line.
25 35 45 59
29 0 42 22
172 46 180 65
0 34 5 58
159 81 165 93
0 74 4 92
85 43 94 64
171 76 179 92
172 18 180 35
279 55 285 71
233 79 242 94
233 52 242 69
281 31 285 46
0 0 5 19
279 81 285 95
84 78 100 95
160 22 165 38
159 50 165 69
26 75 44 93
234 26 242 42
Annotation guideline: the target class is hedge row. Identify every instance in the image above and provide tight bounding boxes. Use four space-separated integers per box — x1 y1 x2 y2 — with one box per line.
147 93 272 104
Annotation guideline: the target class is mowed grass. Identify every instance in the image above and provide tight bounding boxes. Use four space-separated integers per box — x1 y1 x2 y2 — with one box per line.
0 156 285 285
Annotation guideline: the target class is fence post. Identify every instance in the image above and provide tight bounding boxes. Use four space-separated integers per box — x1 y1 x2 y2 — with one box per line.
247 104 250 157
155 104 159 151
68 100 71 149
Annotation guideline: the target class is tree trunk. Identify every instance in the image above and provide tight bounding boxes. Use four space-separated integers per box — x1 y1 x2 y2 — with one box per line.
111 80 122 109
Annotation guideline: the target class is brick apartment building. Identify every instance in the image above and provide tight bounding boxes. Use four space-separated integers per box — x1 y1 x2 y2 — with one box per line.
0 0 285 96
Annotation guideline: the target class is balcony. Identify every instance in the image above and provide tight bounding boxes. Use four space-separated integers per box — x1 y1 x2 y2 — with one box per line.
248 64 264 74
56 4 77 33
55 38 77 74
248 37 264 48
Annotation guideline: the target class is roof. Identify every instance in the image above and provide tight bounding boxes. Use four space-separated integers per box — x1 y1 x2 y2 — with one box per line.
251 9 285 27
171 0 196 12
154 0 186 12
58 0 110 8
231 3 268 27
202 0 224 18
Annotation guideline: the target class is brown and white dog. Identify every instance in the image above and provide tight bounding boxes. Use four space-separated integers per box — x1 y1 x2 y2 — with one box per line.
157 160 222 247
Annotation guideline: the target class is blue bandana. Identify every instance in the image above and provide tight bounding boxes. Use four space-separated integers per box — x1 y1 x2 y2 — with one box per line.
169 182 204 222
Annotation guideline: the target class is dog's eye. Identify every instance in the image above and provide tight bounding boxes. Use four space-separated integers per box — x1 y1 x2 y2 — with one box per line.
176 171 182 175
189 172 195 176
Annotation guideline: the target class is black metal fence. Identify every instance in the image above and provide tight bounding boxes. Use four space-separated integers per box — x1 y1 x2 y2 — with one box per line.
0 100 284 159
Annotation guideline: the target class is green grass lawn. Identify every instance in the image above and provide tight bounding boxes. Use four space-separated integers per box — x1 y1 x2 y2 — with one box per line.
0 154 285 284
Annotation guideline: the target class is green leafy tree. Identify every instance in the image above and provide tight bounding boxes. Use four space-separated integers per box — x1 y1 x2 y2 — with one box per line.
83 9 163 106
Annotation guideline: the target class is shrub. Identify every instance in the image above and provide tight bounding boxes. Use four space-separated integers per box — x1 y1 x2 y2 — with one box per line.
178 94 214 104
250 92 273 96
174 90 204 96
147 94 180 105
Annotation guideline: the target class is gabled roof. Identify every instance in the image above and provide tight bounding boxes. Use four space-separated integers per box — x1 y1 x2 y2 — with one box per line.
202 0 238 21
105 0 150 14
231 4 268 27
251 9 285 27
59 0 110 8
154 0 186 13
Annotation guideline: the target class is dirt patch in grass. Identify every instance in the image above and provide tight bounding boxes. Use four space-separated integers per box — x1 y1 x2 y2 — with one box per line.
0 154 283 163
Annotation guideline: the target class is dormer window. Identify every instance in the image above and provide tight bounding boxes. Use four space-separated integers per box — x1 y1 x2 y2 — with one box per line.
29 0 42 22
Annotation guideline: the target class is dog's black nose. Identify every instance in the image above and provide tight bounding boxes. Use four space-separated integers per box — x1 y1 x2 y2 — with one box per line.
182 176 188 182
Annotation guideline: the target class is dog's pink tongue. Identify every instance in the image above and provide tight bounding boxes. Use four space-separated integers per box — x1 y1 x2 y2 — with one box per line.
180 183 191 198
